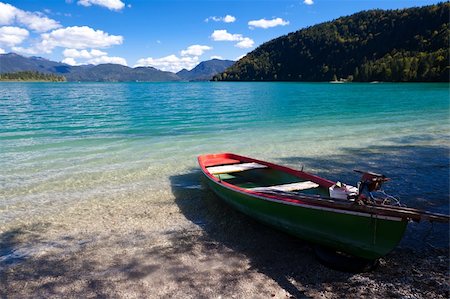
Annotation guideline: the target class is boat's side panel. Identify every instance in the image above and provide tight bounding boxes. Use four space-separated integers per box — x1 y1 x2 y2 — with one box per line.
206 177 407 260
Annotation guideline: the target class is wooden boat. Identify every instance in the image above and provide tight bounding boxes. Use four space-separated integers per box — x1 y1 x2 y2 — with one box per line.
198 153 449 260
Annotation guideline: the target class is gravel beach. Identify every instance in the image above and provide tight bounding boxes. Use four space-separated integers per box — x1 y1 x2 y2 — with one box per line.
1 171 448 299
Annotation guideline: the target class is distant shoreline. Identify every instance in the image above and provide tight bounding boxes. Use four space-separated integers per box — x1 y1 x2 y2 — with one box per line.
0 80 448 83
0 80 66 82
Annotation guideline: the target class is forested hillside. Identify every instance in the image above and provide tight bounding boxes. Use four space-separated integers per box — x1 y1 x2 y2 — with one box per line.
0 71 66 82
213 3 449 82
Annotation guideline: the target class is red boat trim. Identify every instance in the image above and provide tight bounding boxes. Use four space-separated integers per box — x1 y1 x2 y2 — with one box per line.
198 155 403 222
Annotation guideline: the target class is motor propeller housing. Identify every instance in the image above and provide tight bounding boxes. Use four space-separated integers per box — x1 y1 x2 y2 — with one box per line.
354 169 390 201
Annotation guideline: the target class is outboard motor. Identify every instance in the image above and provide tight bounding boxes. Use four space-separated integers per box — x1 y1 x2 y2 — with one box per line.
354 170 391 204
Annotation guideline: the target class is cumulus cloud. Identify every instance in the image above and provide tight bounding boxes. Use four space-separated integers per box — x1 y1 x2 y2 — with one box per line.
210 29 254 49
210 55 223 60
135 54 199 73
223 15 236 23
235 37 254 48
77 0 125 11
0 2 61 32
11 46 40 55
13 26 123 55
62 48 127 66
62 57 79 65
16 10 61 32
0 2 16 25
0 47 5 54
304 0 314 5
63 48 108 59
87 55 127 65
236 54 246 60
205 14 236 23
180 44 212 56
136 44 214 72
211 29 243 42
0 26 29 47
248 17 289 29
41 26 123 51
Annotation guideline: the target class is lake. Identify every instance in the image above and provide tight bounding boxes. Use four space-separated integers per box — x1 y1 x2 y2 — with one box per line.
1 82 448 246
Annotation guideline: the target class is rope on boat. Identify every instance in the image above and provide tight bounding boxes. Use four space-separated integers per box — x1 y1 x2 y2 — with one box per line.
369 190 402 206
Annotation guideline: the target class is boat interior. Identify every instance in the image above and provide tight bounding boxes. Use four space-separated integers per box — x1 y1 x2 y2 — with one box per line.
206 162 331 197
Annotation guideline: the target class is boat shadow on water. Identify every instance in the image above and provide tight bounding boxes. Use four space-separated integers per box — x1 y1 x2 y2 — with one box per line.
170 142 449 297
171 169 340 298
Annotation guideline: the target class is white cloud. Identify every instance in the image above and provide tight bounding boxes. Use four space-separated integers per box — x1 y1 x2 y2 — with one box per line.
15 10 61 32
0 2 61 32
77 0 125 11
62 57 79 65
205 16 220 22
223 15 236 23
137 44 214 72
62 50 127 66
0 47 5 54
210 55 223 60
63 48 107 58
90 49 108 57
180 44 212 56
63 47 127 66
304 0 314 5
11 46 40 55
211 29 255 49
87 55 127 65
0 26 29 47
0 2 16 25
15 26 123 55
135 54 199 72
248 18 289 29
211 29 243 42
236 54 246 60
205 14 236 23
235 37 254 49
41 26 123 51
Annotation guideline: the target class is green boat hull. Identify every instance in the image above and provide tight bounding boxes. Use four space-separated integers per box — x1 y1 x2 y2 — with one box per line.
206 178 408 260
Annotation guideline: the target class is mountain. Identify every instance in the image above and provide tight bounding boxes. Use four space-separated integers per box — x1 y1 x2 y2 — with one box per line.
177 59 235 81
65 64 179 82
0 53 180 82
0 53 72 74
213 3 449 82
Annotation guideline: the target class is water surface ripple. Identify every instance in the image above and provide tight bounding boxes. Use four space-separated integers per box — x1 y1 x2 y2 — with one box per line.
1 82 449 232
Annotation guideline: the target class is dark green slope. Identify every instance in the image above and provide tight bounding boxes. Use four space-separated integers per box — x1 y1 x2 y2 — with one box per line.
214 3 449 82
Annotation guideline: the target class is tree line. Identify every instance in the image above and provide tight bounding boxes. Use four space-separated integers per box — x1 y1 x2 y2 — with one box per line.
0 71 66 82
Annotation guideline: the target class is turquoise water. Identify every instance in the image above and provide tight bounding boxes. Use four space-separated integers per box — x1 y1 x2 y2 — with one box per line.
1 82 449 234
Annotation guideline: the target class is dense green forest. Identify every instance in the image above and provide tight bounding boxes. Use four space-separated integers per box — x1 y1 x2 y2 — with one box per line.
0 71 66 82
213 3 449 82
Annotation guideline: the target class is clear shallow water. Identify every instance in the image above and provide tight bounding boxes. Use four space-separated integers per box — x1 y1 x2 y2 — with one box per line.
1 82 449 233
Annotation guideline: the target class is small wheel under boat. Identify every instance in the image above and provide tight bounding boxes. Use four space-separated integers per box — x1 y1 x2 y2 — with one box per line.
313 245 379 273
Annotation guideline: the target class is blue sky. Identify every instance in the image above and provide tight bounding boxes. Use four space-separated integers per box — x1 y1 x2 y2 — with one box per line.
0 0 442 72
